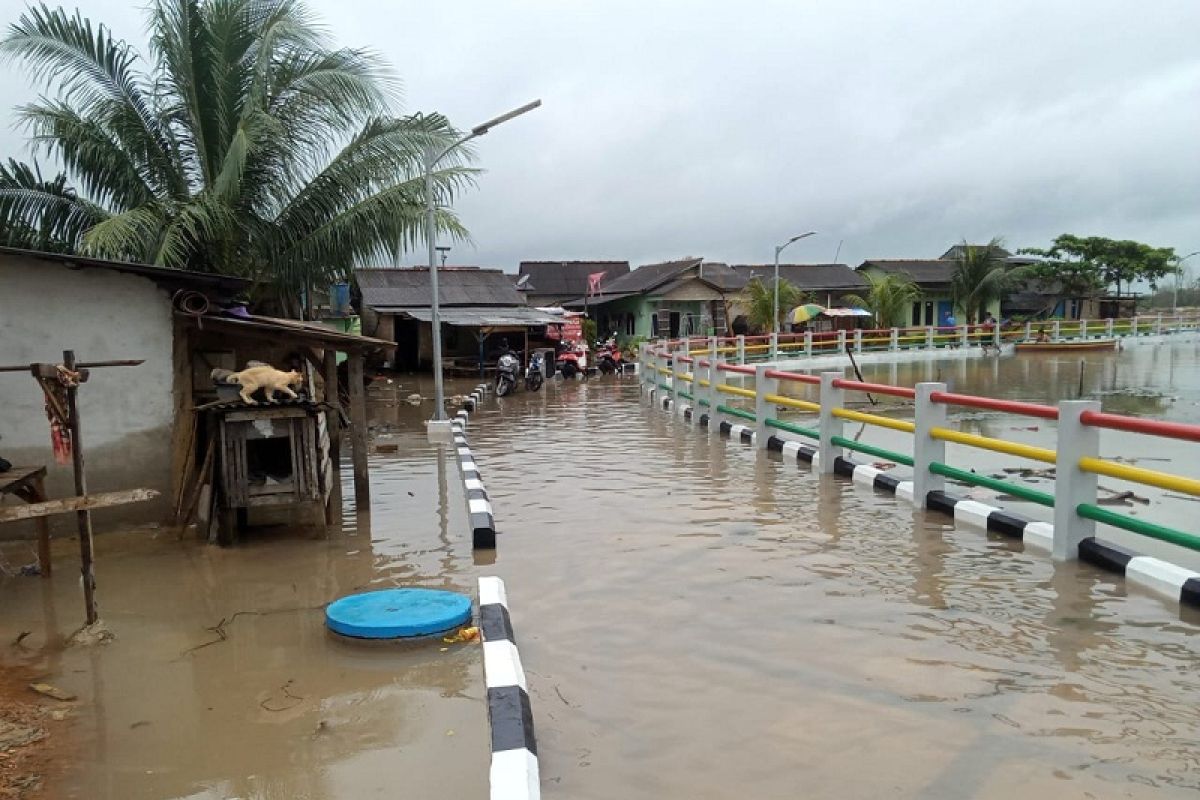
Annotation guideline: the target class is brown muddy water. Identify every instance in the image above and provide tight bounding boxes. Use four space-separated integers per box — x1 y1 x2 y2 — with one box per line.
2 342 1199 799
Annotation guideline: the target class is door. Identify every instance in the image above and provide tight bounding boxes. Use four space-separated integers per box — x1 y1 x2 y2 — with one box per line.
937 301 954 326
669 311 681 338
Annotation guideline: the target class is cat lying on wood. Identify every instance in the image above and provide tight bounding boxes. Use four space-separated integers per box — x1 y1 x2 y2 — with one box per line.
211 364 303 405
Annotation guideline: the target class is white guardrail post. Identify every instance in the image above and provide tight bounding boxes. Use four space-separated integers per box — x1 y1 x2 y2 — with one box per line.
706 338 720 431
912 382 948 505
836 329 847 354
853 329 863 353
1079 319 1088 340
925 326 935 350
890 327 899 351
737 335 746 364
1025 320 1033 341
818 372 844 474
1052 399 1100 561
668 348 680 410
959 324 968 348
754 365 775 449
769 332 779 360
1131 315 1139 337
1155 313 1163 335
1052 319 1061 341
804 330 813 357
992 323 1001 349
1105 318 1114 337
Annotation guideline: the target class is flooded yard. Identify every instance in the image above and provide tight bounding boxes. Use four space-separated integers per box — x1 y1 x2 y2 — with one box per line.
2 342 1199 798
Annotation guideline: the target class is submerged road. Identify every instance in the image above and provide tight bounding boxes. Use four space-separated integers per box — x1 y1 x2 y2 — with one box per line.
464 374 1200 799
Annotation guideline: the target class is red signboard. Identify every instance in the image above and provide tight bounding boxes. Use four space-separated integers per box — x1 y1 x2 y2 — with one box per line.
561 317 582 342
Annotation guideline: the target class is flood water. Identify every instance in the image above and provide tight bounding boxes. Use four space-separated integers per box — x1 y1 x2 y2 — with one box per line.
2 342 1199 799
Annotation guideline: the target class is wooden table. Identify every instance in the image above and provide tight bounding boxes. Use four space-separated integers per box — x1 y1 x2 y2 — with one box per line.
0 466 52 576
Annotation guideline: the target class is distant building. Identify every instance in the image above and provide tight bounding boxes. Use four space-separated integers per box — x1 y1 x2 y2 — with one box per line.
356 267 561 372
516 261 631 307
729 264 866 326
563 258 747 340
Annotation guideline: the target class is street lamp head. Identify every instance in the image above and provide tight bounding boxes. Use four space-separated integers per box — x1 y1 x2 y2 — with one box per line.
788 231 818 244
471 99 543 136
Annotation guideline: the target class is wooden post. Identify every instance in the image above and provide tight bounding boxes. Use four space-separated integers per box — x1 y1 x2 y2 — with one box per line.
32 474 51 577
346 351 370 511
323 348 342 525
63 350 98 626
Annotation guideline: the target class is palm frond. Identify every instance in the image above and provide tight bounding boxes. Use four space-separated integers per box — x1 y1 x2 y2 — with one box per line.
0 159 110 251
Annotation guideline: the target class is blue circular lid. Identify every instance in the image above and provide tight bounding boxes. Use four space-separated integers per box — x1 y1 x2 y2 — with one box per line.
325 588 472 639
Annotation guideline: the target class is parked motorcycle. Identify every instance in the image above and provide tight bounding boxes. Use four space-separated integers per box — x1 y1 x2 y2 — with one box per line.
496 351 520 396
595 335 622 374
556 340 588 380
526 351 545 391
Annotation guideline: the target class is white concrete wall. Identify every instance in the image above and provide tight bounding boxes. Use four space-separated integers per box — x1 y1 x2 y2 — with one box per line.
0 256 176 532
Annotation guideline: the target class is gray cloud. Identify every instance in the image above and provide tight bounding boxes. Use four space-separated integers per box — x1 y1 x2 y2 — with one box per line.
2 0 1197 269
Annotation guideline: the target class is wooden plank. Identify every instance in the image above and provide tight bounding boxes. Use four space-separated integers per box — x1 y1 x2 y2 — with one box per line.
168 318 195 512
0 488 160 523
346 352 370 510
224 407 308 423
0 466 47 496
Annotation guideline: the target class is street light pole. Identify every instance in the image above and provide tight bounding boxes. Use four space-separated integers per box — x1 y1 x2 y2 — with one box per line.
1173 251 1198 314
424 99 541 433
772 231 817 333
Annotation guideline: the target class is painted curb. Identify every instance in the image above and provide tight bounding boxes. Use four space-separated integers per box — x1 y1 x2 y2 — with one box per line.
479 576 539 800
453 385 497 549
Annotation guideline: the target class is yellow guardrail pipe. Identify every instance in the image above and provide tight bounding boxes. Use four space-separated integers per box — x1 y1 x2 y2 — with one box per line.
832 408 917 433
1079 457 1200 496
929 427 1056 463
716 383 757 398
764 393 821 412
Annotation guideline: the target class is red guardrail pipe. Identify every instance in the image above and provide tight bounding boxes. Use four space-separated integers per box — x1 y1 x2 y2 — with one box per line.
929 391 1059 420
832 378 916 399
764 369 821 385
1080 410 1200 443
718 363 756 375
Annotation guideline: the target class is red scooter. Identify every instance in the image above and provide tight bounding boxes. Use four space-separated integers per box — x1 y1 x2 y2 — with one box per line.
595 335 622 374
556 339 588 379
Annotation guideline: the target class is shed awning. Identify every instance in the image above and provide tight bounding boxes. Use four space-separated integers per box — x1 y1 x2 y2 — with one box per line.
381 305 563 327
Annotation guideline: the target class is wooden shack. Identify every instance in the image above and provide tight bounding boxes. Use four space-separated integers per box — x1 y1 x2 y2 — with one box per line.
174 311 393 541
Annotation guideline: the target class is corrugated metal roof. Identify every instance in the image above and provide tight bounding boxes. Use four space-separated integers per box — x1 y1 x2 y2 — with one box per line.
857 259 955 284
357 267 525 307
517 261 630 297
382 305 563 327
732 263 865 290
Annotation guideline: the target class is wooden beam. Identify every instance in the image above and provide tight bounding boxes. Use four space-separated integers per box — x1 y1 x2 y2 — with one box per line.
0 488 160 523
346 352 370 511
323 347 342 525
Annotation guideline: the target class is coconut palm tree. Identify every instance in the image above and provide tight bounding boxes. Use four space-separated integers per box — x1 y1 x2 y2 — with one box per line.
843 272 922 328
950 238 1017 324
0 1 473 313
738 276 811 333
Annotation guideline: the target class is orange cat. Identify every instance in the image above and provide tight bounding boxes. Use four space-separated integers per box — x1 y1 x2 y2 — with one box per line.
224 366 303 405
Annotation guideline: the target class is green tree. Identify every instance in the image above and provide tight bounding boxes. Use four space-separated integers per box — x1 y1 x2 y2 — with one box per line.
0 1 474 313
738 276 811 333
950 238 1016 324
843 271 922 328
1020 234 1177 301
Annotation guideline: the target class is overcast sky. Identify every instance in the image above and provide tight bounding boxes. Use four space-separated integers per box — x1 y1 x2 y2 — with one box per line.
1 0 1198 271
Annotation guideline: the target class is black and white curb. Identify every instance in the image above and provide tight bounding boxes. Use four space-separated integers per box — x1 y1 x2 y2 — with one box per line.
717 420 756 444
464 383 487 412
480 576 539 799
451 417 496 549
